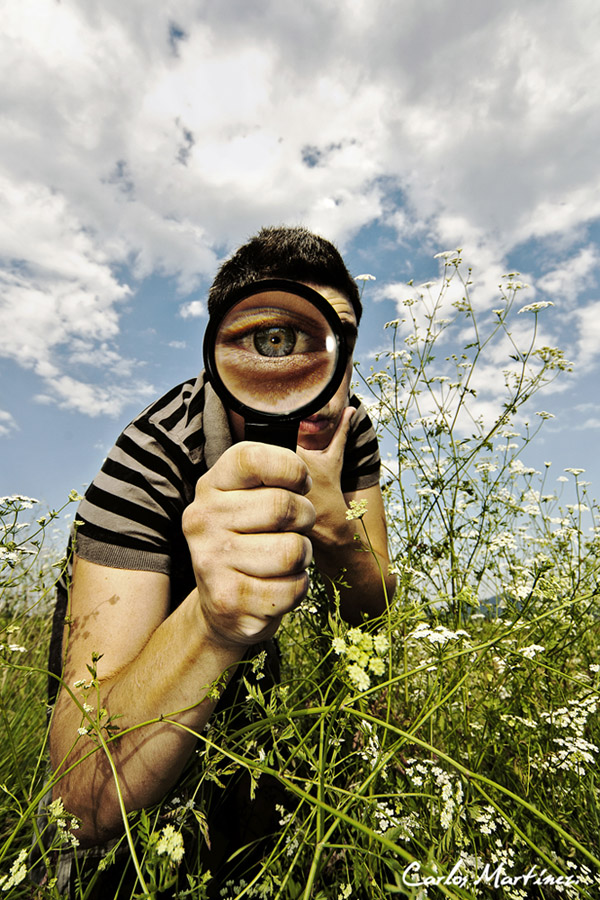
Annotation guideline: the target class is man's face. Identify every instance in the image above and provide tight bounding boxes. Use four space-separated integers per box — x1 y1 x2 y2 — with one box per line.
226 284 358 451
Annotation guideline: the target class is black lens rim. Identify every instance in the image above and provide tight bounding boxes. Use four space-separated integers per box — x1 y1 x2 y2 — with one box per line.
203 279 348 424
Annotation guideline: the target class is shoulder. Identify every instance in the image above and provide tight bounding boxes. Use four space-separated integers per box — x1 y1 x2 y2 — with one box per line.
72 375 211 572
128 374 208 458
341 395 381 492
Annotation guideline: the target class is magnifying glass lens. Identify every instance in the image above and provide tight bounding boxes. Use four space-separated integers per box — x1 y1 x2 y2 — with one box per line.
214 291 340 415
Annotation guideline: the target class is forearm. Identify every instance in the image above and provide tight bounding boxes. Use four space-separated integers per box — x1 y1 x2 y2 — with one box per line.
312 519 395 623
50 592 243 845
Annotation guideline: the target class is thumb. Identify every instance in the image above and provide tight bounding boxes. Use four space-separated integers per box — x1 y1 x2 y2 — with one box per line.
327 406 356 458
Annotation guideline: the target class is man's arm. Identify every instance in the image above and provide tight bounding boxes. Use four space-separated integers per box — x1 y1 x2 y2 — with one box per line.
297 408 396 622
314 482 395 622
50 443 314 845
50 562 244 845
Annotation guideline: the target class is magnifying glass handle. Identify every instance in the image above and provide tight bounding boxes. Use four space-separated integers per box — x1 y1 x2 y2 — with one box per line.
244 420 299 452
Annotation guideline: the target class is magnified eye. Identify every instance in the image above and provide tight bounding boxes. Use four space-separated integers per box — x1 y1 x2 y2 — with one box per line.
254 325 297 357
212 295 341 414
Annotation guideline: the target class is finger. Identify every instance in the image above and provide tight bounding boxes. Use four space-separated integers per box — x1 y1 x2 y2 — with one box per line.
193 487 316 535
328 406 356 456
201 570 310 644
228 532 313 578
298 407 355 464
207 442 313 494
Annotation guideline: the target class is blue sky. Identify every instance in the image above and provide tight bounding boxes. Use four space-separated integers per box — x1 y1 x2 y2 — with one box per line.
2 0 600 539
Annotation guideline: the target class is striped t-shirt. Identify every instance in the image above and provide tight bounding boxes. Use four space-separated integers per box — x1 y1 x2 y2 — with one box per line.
71 372 381 609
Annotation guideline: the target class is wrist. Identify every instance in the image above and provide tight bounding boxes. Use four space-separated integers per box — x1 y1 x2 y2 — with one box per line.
187 589 248 661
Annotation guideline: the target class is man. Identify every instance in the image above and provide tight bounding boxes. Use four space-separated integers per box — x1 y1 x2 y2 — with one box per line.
47 226 395 883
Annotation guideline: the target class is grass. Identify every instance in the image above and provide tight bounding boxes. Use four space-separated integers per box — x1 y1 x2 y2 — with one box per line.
1 253 599 898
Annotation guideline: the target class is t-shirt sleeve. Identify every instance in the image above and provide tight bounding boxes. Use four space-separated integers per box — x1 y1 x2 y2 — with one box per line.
340 396 381 494
73 417 196 575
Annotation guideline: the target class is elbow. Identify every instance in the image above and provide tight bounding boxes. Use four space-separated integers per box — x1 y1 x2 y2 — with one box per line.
49 727 124 848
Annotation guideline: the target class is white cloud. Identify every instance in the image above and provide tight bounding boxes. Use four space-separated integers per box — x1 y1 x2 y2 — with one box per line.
0 410 18 438
0 176 155 414
573 300 600 367
179 300 205 319
2 0 600 426
34 374 156 417
537 246 599 306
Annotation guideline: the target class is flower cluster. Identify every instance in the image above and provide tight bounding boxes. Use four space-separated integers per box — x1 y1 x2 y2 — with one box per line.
517 300 553 314
46 797 81 848
535 696 599 776
154 823 185 865
332 627 389 691
345 498 368 521
0 849 28 892
519 643 545 660
407 621 470 648
404 759 465 831
0 495 39 509
0 626 26 654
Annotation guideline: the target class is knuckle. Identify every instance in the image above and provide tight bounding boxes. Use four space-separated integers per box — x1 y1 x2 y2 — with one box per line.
292 571 310 606
278 494 314 533
182 497 211 539
271 489 297 530
235 441 256 474
210 571 248 616
280 533 311 573
303 497 317 530
181 503 198 537
237 442 308 489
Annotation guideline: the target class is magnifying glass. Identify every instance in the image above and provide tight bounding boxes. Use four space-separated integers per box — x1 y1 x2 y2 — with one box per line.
203 279 348 451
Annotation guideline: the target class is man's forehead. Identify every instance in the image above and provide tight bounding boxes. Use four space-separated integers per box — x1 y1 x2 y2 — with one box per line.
302 283 357 326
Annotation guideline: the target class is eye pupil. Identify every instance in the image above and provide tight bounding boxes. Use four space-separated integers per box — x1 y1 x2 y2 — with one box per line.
254 326 296 357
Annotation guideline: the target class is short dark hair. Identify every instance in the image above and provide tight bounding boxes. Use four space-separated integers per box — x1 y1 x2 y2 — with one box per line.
207 225 362 323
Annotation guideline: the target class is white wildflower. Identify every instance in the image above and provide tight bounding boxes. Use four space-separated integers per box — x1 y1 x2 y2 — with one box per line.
347 663 371 692
374 802 399 834
368 657 385 676
475 461 499 473
473 806 498 835
520 644 545 659
46 797 80 848
1 494 39 508
346 499 368 520
0 849 28 891
434 249 461 259
155 824 185 865
332 637 347 655
372 633 389 655
517 301 554 314
408 622 469 647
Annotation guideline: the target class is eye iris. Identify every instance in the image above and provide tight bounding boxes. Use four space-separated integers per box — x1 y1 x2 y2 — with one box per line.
254 326 297 357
